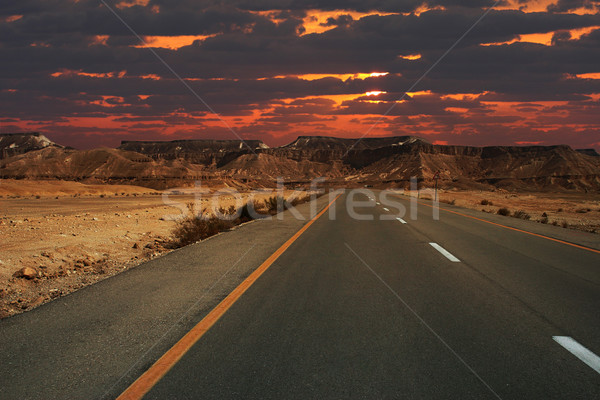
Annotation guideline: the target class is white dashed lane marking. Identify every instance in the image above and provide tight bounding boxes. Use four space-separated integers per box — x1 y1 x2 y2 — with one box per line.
429 243 460 262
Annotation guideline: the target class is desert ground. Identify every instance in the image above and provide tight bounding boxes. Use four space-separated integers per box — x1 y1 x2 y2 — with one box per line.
1 179 599 319
435 189 600 233
0 180 305 318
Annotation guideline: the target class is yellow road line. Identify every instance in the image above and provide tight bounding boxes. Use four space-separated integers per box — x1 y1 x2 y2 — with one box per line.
117 194 341 400
412 198 600 255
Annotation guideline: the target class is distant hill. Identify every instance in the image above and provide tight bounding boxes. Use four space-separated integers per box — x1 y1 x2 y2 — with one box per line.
1 134 599 191
577 148 600 157
119 139 269 166
0 132 63 159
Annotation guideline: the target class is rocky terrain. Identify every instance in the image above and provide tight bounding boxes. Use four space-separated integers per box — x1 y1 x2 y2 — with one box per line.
0 182 303 318
1 133 598 191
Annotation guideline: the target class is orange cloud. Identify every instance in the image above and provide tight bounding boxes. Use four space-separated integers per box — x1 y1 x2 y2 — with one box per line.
300 10 399 35
3 15 23 22
398 54 422 60
50 69 127 79
133 35 217 49
266 72 390 81
481 25 600 46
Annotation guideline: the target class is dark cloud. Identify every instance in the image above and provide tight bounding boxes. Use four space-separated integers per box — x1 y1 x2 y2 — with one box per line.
1 0 599 149
548 0 600 13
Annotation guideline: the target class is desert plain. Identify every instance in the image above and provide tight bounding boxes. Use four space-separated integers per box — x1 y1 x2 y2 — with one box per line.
1 178 599 319
0 179 307 318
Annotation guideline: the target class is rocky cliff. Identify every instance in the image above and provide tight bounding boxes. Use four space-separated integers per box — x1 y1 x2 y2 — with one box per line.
1 134 599 191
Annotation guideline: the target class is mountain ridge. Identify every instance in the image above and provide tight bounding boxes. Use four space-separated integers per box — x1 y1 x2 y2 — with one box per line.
1 133 599 191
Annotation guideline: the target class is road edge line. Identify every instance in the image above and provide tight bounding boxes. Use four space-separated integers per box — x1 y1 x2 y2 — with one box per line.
116 194 341 400
406 197 600 255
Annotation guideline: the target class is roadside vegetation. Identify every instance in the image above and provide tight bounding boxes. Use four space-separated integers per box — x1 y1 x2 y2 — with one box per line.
171 193 316 248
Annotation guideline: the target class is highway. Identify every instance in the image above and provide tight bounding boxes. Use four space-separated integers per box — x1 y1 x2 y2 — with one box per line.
1 191 599 399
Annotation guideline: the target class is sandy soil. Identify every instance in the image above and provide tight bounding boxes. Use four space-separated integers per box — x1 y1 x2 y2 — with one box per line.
432 189 600 233
0 180 304 318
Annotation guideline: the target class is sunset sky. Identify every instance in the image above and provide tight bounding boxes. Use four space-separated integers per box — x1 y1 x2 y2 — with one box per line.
1 0 600 149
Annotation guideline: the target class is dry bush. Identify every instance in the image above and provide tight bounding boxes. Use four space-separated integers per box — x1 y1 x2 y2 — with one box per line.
171 216 233 247
497 207 510 216
481 199 493 206
264 196 286 214
512 210 531 220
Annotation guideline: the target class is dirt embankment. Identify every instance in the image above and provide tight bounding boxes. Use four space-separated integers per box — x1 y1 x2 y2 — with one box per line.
0 180 303 318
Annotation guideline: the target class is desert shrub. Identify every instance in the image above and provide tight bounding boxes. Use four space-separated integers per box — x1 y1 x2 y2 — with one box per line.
264 196 286 214
542 212 548 217
237 202 259 223
100 194 105 198
480 199 492 205
253 200 267 212
557 208 563 212
512 210 531 220
561 221 569 228
35 195 41 199
217 205 237 217
290 195 311 207
551 220 558 226
172 216 233 247
497 207 510 216
540 216 549 224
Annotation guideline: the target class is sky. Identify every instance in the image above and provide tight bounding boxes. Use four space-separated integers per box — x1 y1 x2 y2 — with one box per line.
1 0 600 150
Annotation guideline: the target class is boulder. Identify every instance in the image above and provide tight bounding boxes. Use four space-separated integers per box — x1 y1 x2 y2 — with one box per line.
13 267 38 279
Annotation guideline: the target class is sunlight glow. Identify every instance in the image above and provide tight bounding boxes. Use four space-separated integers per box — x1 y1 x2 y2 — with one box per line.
365 91 386 96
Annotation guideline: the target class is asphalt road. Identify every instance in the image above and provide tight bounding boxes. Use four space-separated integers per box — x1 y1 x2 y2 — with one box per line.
2 191 600 399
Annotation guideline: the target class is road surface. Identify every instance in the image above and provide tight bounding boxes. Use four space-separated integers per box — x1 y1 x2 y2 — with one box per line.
1 191 599 399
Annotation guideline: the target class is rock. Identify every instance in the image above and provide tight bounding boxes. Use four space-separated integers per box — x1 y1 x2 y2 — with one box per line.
13 267 38 279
